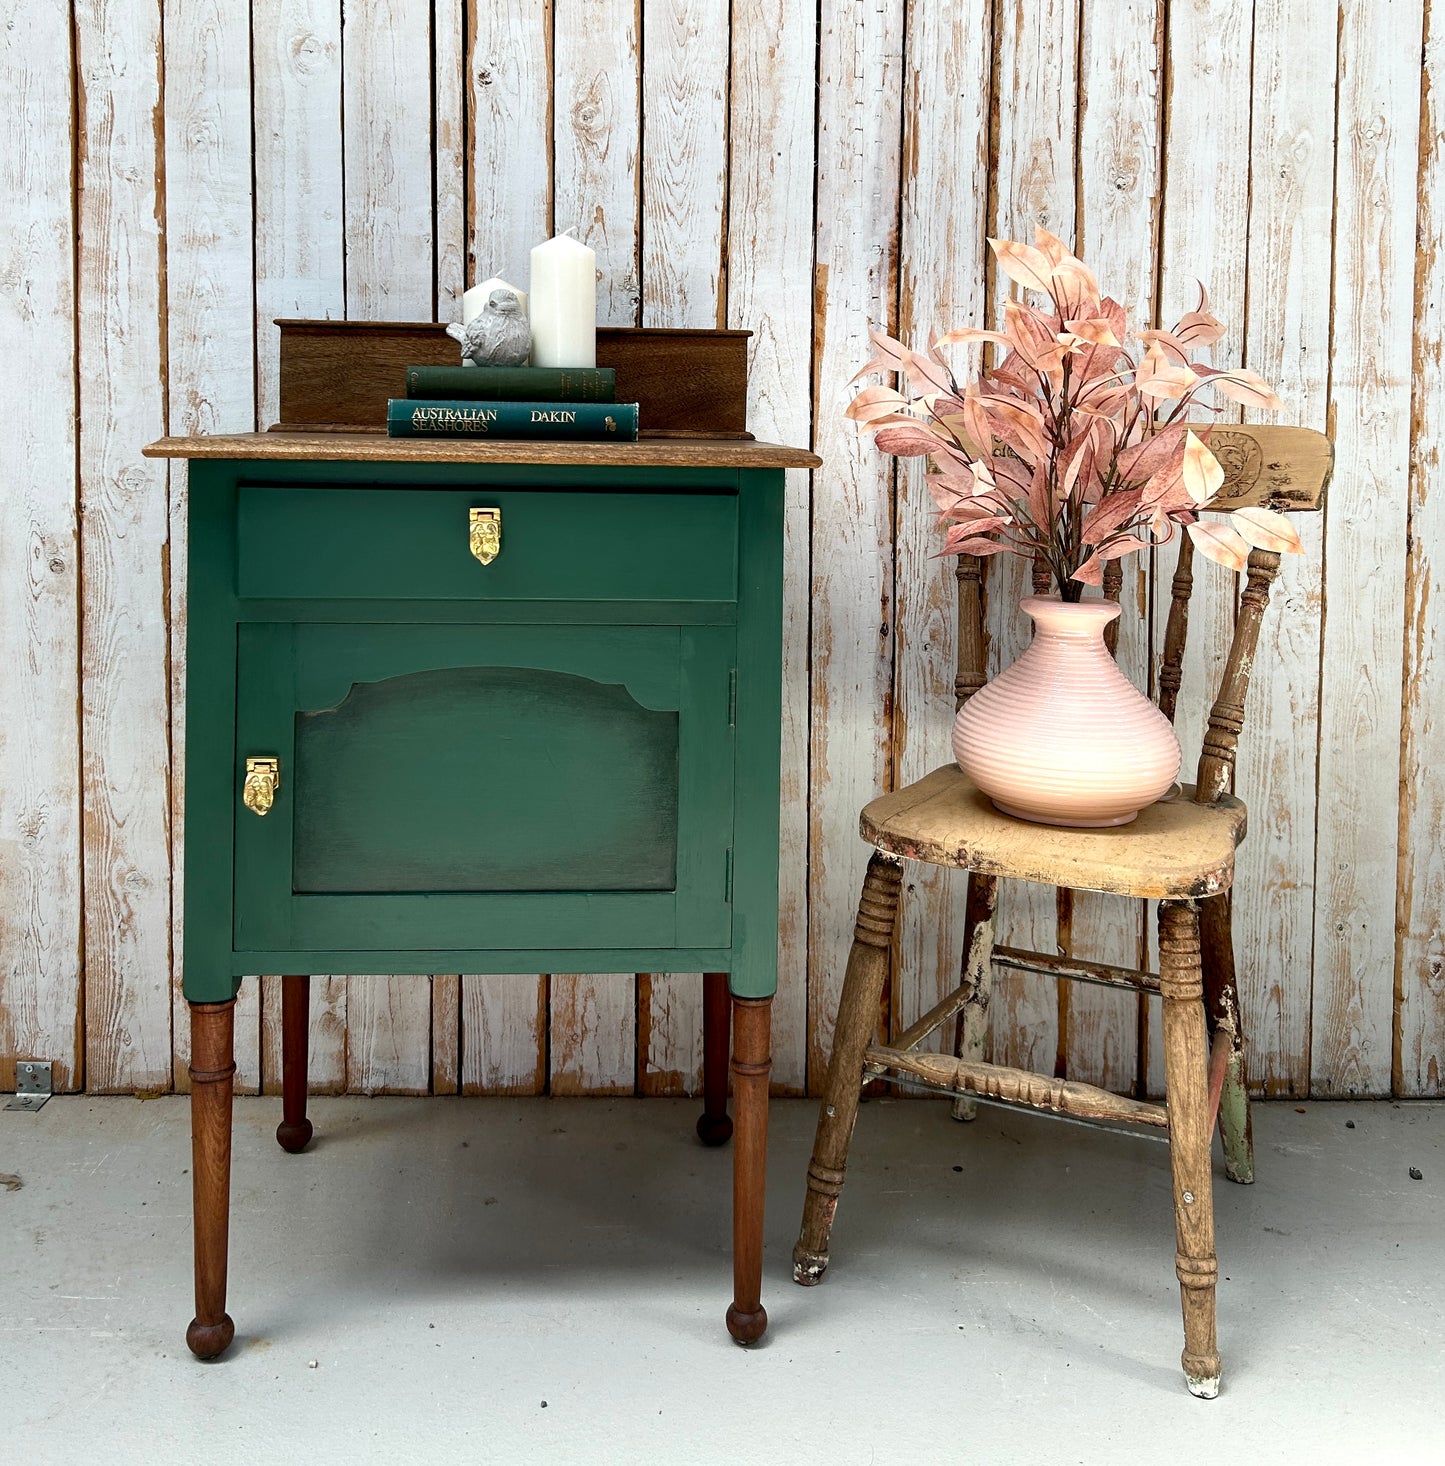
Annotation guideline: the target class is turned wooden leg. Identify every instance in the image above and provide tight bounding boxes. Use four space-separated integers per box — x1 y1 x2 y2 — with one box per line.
697 971 734 1146
276 974 314 1153
950 872 999 1121
793 852 903 1285
1159 900 1222 1398
187 998 237 1360
726 993 772 1344
1199 893 1254 1184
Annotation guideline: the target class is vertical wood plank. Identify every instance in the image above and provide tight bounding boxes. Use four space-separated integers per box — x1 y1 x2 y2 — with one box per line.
460 974 547 1094
1312 0 1422 1095
346 975 432 1095
1234 0 1334 1096
549 0 643 1087
466 0 552 290
550 974 636 1095
554 0 641 324
76 0 174 1092
431 973 460 1095
459 0 554 1091
637 0 729 1095
1399 0 1445 1097
806 0 905 1091
163 0 261 1094
339 0 436 1092
252 0 345 430
640 0 728 327
726 0 817 1093
984 0 1079 1077
1066 0 1164 1092
0 0 82 1091
433 0 467 320
1145 0 1255 1094
892 0 992 1056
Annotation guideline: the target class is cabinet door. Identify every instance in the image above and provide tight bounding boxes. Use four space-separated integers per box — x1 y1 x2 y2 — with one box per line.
233 622 734 953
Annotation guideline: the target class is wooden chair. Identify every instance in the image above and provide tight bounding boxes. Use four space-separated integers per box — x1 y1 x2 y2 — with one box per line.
791 425 1332 1398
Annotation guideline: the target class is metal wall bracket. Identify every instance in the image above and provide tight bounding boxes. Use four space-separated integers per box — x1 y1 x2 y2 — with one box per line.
5 1061 53 1112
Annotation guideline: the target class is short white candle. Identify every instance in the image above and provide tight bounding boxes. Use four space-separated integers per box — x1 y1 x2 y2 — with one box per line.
529 231 597 368
461 276 527 327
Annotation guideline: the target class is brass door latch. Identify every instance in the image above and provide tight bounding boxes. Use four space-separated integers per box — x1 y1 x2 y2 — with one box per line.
242 756 280 816
469 506 501 565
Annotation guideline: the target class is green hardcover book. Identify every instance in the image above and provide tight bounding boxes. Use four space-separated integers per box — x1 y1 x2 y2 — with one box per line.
404 365 616 402
387 399 639 441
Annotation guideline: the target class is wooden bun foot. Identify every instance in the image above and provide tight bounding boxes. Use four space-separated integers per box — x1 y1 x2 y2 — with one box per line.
275 1117 313 1153
696 1111 733 1146
725 1303 768 1345
186 1313 235 1360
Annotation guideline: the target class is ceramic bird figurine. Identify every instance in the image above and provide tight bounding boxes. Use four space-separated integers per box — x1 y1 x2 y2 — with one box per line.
446 288 531 367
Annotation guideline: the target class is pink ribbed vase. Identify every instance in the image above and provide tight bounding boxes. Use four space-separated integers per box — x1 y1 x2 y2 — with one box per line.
952 595 1182 828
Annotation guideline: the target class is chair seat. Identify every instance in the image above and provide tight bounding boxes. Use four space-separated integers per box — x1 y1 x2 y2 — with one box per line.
860 764 1246 900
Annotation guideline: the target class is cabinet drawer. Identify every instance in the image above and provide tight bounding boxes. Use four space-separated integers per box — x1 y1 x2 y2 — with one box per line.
236 484 738 601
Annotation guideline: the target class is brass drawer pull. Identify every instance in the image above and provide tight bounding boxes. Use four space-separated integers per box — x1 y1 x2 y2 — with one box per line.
469 507 501 565
243 756 280 816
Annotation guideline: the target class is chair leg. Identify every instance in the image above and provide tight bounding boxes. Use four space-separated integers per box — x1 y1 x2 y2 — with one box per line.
1158 899 1222 1398
1199 893 1254 1184
276 974 314 1153
697 971 734 1146
793 852 903 1285
187 998 237 1360
726 993 772 1344
950 872 999 1121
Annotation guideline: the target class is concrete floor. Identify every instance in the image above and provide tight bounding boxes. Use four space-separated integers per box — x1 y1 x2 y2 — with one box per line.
1 1095 1440 1464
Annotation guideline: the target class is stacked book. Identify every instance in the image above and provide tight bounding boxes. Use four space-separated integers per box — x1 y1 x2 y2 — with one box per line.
386 365 639 441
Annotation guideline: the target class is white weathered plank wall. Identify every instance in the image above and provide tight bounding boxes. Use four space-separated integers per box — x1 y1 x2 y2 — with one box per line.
3 1 1443 1101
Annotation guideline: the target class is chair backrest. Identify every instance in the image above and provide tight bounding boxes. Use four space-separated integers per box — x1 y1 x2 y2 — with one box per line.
953 424 1334 806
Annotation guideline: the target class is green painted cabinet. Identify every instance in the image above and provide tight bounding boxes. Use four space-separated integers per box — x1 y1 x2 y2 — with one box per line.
175 447 804 1001
146 432 818 1357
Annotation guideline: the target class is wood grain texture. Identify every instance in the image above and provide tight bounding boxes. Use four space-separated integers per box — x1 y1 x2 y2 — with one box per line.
554 0 641 325
984 0 1079 1077
862 766 1245 900
76 0 174 1092
1067 0 1164 1093
464 0 549 300
726 0 816 1091
1312 0 1423 1095
163 0 260 1094
549 974 636 1095
341 0 434 319
433 0 466 317
889 0 991 1057
806 0 905 1090
0 0 82 1090
1145 0 1255 1096
637 0 730 1090
1399 0 1445 1096
262 973 349 1094
145 431 816 466
460 973 547 1094
252 0 344 429
1234 0 1335 1096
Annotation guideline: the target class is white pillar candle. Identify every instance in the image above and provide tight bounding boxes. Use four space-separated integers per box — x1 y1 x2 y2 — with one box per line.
528 231 597 368
461 276 527 327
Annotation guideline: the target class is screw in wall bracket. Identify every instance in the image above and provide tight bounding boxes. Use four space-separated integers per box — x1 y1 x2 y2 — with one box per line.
4 1061 52 1112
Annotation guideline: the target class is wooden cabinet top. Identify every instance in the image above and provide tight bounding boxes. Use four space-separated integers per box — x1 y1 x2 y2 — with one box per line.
143 431 821 470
